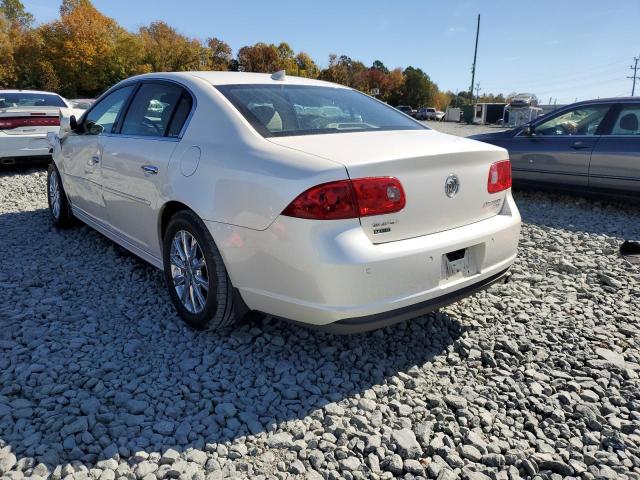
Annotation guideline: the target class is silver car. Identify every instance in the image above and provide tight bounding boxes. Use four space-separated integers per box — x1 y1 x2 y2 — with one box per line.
469 98 640 198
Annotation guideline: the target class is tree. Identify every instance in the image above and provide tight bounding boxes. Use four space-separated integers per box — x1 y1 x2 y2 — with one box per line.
39 0 144 97
371 60 389 74
0 0 32 28
294 52 318 78
236 42 281 73
205 37 232 71
0 14 15 87
138 21 202 73
319 54 367 88
400 66 436 108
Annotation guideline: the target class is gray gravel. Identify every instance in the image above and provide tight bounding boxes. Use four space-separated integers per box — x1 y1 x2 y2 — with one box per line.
0 166 639 480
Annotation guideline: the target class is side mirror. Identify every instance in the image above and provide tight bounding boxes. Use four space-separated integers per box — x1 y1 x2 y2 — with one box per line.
522 124 534 136
70 115 78 132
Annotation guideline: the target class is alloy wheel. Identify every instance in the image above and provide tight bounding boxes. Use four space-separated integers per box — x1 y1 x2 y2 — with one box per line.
170 230 209 314
49 170 61 220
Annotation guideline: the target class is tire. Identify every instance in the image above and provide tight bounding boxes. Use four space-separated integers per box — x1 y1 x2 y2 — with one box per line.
47 162 75 228
162 210 237 331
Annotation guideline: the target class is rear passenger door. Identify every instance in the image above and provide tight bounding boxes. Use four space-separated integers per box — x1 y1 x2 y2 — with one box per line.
589 103 640 195
100 81 193 258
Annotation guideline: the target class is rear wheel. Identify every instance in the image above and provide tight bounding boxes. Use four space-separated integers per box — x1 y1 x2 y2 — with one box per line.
162 210 237 331
47 162 74 228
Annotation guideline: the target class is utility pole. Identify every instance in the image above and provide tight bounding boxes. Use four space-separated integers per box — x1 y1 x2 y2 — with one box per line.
629 56 639 96
469 14 480 104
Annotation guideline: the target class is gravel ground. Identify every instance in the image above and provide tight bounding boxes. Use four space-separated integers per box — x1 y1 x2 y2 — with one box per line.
0 166 639 480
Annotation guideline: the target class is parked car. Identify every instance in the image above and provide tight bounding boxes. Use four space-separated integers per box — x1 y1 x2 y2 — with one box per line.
468 98 640 198
416 107 444 121
47 72 521 332
69 99 95 110
396 105 416 117
0 90 72 166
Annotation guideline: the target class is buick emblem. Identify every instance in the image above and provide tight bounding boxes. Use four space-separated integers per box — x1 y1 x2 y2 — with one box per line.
444 174 460 198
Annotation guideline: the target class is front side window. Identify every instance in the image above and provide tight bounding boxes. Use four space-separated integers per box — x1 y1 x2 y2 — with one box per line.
121 83 187 137
0 93 67 108
83 86 134 135
217 84 425 137
533 105 609 136
609 105 640 135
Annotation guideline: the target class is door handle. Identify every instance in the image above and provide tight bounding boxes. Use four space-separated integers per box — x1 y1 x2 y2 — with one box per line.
141 165 158 175
570 141 592 150
89 155 100 165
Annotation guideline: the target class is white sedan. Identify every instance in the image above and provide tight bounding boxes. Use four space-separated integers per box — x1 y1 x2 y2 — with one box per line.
0 90 74 166
47 72 521 332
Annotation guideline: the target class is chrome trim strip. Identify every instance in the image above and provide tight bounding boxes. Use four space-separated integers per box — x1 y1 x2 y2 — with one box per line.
102 185 151 206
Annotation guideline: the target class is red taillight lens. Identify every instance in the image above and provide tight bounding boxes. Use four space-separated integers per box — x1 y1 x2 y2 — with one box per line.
282 177 406 220
351 177 405 217
281 180 358 220
487 160 512 193
0 116 60 130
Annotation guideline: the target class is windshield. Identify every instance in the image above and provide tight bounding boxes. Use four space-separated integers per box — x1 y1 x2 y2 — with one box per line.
217 84 426 137
0 92 66 108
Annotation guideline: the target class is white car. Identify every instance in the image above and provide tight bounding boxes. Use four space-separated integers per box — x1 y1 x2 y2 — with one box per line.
47 72 521 333
0 90 74 166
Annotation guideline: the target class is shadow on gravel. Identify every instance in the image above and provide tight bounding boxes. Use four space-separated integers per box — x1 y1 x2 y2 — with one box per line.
0 208 466 470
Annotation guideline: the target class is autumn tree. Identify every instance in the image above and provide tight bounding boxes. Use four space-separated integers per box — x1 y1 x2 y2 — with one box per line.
236 42 282 73
0 14 15 87
138 21 201 72
38 0 145 97
205 37 232 70
319 54 367 88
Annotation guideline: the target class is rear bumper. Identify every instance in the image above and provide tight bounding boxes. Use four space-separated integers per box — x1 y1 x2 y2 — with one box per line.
206 192 521 328
0 133 51 161
312 267 510 334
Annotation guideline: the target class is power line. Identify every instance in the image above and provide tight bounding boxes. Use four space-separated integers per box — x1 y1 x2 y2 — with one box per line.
629 56 639 96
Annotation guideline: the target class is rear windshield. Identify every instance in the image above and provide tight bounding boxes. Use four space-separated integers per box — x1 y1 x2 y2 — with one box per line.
217 84 426 137
0 92 66 108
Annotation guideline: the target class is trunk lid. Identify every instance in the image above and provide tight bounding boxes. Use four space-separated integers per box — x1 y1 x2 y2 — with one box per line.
0 107 60 135
269 129 509 243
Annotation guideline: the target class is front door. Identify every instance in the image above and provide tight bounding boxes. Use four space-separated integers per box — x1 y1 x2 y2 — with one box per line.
61 85 135 221
509 103 611 186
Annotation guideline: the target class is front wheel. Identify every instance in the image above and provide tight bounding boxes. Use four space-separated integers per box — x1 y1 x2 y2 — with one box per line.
47 163 75 228
162 210 237 331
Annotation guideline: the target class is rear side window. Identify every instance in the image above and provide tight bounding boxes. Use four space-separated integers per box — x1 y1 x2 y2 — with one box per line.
609 105 640 135
121 83 190 137
167 94 193 137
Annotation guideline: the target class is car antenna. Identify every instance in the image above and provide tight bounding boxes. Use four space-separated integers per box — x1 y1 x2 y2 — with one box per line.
271 70 286 81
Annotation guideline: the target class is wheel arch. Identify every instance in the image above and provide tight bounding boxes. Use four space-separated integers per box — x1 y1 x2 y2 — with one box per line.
158 200 195 249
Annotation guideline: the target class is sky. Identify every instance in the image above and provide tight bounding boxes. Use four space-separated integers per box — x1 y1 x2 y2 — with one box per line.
21 0 640 104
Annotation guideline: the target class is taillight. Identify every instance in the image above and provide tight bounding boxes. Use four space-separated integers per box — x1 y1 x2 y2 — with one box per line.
487 160 512 193
282 177 405 220
0 117 60 130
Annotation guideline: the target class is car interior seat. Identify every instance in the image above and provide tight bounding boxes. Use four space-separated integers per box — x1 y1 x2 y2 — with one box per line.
618 113 639 134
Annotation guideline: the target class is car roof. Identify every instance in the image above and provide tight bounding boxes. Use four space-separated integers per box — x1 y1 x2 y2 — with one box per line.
569 97 640 106
127 71 351 89
0 89 64 96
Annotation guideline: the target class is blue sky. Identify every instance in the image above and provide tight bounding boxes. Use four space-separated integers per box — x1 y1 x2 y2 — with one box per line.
22 0 640 104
